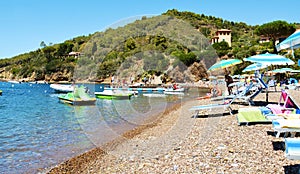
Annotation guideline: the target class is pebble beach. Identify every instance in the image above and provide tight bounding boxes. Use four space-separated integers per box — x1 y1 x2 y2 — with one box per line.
46 89 300 174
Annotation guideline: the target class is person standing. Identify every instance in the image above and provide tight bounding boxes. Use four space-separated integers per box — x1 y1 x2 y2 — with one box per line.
225 74 234 95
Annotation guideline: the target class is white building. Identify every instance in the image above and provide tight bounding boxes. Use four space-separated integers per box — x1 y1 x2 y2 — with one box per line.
211 29 232 47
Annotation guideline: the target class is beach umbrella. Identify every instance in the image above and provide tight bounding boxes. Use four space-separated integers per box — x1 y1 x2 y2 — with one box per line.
276 30 300 57
280 68 294 72
208 59 242 72
243 52 295 66
291 70 300 73
242 63 269 72
272 68 300 74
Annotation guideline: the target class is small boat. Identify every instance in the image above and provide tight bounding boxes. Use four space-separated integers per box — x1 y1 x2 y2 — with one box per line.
50 84 75 93
58 86 96 105
8 80 21 84
29 81 48 84
164 87 185 92
95 89 133 100
0 90 2 96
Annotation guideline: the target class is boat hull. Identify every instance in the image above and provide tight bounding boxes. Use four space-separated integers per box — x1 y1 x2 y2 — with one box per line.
95 90 133 100
50 84 74 93
58 97 96 105
57 87 96 105
95 93 132 100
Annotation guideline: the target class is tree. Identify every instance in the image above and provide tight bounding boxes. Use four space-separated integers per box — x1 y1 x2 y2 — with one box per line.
40 41 46 48
255 20 296 53
212 41 230 57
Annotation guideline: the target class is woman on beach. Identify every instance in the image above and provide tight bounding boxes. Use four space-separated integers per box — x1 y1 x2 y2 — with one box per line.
197 84 222 100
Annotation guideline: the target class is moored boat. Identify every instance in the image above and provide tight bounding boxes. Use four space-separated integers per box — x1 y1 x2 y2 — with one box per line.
50 84 75 93
58 86 96 105
163 87 185 92
95 89 133 100
8 80 21 84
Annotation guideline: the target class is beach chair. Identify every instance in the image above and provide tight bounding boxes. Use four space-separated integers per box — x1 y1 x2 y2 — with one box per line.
213 78 266 106
265 90 300 120
280 90 300 109
256 77 268 89
267 79 277 91
266 90 300 118
189 94 238 116
211 82 254 102
237 86 263 106
285 138 300 160
272 119 300 138
223 79 263 106
236 107 271 125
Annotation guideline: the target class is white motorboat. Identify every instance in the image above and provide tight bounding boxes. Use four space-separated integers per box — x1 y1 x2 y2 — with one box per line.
50 84 75 93
164 87 185 92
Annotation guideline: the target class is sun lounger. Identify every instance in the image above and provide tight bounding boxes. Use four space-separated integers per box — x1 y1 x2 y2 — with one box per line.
256 77 268 89
189 96 236 116
285 138 300 160
210 82 254 102
272 119 300 138
238 86 263 106
190 81 257 116
212 78 265 106
265 90 300 120
279 90 300 109
237 107 271 125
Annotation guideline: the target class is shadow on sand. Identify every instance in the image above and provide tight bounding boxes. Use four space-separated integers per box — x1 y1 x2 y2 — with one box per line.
283 164 300 174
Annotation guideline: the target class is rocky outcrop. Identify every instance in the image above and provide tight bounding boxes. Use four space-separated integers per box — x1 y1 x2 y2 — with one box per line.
187 62 208 82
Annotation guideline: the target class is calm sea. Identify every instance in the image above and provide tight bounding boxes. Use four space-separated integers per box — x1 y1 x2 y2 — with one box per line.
0 82 200 173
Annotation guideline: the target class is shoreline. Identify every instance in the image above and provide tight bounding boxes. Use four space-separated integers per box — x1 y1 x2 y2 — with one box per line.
46 89 300 173
45 100 185 173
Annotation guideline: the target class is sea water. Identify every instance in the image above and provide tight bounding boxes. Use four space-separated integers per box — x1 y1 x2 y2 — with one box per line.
0 82 199 173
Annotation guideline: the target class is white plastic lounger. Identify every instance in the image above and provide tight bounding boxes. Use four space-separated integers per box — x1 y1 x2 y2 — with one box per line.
211 82 254 101
211 79 264 106
285 138 300 160
189 102 233 116
272 119 300 138
190 96 236 116
239 86 263 106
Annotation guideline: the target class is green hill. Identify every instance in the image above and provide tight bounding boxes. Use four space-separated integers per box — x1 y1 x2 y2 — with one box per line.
0 9 298 83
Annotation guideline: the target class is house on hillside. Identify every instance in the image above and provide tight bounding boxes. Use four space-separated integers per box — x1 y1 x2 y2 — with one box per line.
68 52 81 58
210 29 232 47
259 29 300 44
259 36 287 45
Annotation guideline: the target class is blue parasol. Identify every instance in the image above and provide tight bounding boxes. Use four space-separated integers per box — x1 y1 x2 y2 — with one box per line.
208 59 242 72
243 52 294 65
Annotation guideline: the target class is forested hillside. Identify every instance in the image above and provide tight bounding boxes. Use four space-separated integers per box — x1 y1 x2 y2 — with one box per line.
0 9 298 82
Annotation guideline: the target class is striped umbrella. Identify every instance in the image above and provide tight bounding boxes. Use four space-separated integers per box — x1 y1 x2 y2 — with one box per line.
208 59 242 72
243 52 294 65
276 30 300 52
242 63 268 72
272 68 300 73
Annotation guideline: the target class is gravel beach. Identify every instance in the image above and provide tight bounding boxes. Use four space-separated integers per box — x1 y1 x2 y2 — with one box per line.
47 89 300 174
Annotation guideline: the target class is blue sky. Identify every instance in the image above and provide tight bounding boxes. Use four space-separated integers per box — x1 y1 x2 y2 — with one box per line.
0 0 299 59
